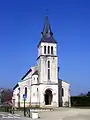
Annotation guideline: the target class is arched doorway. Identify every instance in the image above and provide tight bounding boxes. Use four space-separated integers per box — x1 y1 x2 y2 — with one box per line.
44 89 52 105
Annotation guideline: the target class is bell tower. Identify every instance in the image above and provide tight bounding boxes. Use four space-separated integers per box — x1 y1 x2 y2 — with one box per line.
37 16 58 84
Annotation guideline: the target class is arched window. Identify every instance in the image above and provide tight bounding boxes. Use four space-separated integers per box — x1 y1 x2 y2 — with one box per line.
51 46 53 54
48 69 50 80
25 87 27 95
37 77 38 81
37 88 38 92
48 61 50 68
48 61 50 80
48 46 50 54
18 88 20 92
44 46 46 54
61 88 64 97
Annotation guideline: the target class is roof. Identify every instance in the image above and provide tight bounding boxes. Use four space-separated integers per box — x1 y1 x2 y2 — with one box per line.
32 70 38 76
37 16 57 47
13 83 19 90
13 68 32 90
21 68 32 80
58 79 70 85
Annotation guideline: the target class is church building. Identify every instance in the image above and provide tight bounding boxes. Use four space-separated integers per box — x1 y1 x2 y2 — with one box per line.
12 16 71 108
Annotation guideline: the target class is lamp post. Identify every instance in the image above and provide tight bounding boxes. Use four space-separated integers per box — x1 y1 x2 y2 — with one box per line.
24 98 26 116
28 104 30 117
23 94 27 117
28 80 31 118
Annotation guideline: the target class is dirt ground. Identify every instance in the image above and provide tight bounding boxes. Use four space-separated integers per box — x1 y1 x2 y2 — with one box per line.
0 107 90 120
39 107 90 120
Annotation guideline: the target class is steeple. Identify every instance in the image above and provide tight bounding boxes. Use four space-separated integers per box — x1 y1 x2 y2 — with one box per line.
38 16 57 47
42 16 52 36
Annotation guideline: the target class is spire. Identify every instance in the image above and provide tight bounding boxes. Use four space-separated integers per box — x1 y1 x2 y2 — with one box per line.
42 16 53 37
37 16 57 47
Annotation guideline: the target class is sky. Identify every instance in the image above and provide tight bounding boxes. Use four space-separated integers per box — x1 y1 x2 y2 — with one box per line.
0 0 90 95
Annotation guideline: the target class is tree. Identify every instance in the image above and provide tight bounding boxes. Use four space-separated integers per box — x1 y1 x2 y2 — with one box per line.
1 89 13 104
86 91 90 97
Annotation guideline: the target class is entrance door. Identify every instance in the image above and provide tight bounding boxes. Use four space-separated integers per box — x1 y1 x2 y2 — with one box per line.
45 89 52 105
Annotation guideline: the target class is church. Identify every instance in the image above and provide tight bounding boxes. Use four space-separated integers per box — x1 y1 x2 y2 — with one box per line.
12 16 71 108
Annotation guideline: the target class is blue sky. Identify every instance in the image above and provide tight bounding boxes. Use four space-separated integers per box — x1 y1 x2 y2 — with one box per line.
0 0 90 95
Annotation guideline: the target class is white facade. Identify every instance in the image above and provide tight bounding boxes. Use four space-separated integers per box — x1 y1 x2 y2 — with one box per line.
12 16 70 108
58 80 71 107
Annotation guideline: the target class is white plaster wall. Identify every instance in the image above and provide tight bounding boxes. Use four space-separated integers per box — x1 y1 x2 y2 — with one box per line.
31 75 38 85
62 81 70 106
15 65 38 107
18 80 30 107
38 57 58 83
31 85 39 105
12 65 38 107
13 80 31 107
50 57 58 83
12 87 19 108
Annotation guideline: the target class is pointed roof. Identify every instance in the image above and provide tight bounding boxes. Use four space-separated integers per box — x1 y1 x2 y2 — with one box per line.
42 16 52 36
38 16 57 47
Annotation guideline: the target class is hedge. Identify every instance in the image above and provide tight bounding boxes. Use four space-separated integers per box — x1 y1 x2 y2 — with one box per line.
71 96 90 106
